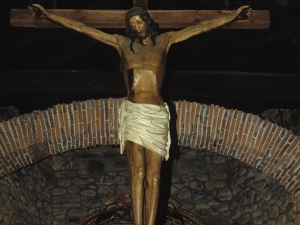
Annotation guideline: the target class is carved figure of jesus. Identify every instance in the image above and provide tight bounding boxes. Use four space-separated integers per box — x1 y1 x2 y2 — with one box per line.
29 5 251 225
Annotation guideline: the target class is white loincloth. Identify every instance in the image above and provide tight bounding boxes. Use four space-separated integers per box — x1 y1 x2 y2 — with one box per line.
118 100 171 160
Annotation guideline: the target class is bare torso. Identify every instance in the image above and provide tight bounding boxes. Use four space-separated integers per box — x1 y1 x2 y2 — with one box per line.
116 33 173 106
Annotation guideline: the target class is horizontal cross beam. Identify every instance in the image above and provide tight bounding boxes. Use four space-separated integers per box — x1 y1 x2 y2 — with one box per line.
10 9 270 29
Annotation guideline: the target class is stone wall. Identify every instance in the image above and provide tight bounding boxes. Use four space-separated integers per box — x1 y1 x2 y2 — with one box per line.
0 146 298 225
0 158 53 224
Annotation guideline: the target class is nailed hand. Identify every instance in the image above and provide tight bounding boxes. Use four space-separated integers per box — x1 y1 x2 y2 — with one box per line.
28 4 45 18
237 6 252 20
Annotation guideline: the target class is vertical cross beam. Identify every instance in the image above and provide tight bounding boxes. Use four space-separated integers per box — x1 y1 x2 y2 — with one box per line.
133 0 148 9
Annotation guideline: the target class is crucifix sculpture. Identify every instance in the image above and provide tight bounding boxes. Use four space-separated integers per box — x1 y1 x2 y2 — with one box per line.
11 1 269 224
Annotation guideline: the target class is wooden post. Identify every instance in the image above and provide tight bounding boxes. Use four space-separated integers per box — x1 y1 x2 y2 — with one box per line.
133 0 148 9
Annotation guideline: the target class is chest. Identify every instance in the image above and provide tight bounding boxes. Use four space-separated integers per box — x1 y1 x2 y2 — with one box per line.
120 36 168 68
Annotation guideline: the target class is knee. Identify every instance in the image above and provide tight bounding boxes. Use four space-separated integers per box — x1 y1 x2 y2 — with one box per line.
132 166 145 180
146 172 161 187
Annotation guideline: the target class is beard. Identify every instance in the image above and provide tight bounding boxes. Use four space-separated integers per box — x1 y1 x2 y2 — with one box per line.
137 30 150 45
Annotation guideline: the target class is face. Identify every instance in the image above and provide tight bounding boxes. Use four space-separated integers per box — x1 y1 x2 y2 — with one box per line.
129 15 148 38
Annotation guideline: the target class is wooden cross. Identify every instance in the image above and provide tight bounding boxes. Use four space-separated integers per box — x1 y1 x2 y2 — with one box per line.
10 0 270 29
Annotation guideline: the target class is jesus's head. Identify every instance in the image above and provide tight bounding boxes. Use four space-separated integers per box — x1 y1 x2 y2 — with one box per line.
125 7 158 54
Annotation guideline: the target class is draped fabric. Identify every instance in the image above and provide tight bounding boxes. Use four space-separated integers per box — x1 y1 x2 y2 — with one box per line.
118 100 171 160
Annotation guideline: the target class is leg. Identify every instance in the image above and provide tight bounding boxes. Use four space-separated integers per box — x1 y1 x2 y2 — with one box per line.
144 149 163 225
125 140 145 225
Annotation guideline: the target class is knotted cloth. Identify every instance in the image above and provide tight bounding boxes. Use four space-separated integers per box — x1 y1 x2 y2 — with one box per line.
118 100 171 160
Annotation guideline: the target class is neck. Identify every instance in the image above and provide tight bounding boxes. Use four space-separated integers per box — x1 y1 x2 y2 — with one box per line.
138 35 152 45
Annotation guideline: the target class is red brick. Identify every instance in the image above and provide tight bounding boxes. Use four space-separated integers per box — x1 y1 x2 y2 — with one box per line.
186 102 194 148
207 105 219 150
0 158 14 174
90 99 97 147
212 106 224 152
2 120 17 153
63 104 72 150
17 116 29 156
1 123 21 170
239 114 256 162
113 98 119 145
195 114 203 149
108 98 114 145
99 99 105 145
43 110 55 156
14 117 26 153
188 102 197 148
232 112 248 159
61 104 69 151
178 100 186 146
199 105 208 150
235 113 250 160
267 129 290 176
280 146 300 184
259 126 283 173
24 114 33 148
53 105 63 152
279 144 293 167
247 120 267 168
36 111 45 143
0 157 10 175
272 130 294 178
57 104 67 151
48 108 59 154
189 102 197 148
191 102 201 149
263 126 283 172
251 122 273 169
95 100 101 145
8 123 25 168
67 104 75 150
286 136 300 155
202 105 210 150
86 100 93 147
247 118 267 166
80 101 87 149
76 101 83 148
208 105 219 151
28 113 38 149
7 120 24 167
218 109 230 154
221 109 234 155
71 102 79 149
256 122 273 154
105 99 110 145
239 114 255 160
204 104 214 150
19 116 29 148
278 163 294 185
224 109 238 156
179 100 187 146
38 110 47 134
228 110 242 156
287 176 300 193
184 102 192 147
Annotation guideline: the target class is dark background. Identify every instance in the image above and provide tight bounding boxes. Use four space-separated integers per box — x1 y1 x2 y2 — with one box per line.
0 0 299 115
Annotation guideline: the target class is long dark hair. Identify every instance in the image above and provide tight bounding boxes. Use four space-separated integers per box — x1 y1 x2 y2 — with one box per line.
125 7 159 54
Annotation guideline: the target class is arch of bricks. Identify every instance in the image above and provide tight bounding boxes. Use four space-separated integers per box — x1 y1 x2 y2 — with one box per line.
0 98 300 199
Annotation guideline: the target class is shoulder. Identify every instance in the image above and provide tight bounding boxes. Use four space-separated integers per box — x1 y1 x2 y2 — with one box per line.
114 34 130 44
159 31 175 38
158 31 176 43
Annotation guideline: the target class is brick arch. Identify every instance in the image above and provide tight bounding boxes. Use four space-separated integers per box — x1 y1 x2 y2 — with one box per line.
0 98 300 198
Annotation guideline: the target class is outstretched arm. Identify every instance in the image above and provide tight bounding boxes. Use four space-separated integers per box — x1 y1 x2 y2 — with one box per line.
29 4 121 50
168 6 251 45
